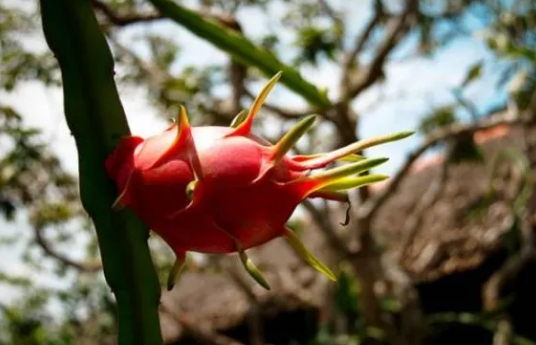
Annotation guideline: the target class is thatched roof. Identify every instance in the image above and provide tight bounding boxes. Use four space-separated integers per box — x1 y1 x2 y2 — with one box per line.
375 124 523 282
158 122 527 343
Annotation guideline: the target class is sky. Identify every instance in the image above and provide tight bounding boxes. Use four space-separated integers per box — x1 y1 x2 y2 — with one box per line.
0 0 507 314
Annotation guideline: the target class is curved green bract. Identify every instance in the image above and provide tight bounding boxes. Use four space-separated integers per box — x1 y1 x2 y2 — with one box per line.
39 1 163 344
147 0 331 109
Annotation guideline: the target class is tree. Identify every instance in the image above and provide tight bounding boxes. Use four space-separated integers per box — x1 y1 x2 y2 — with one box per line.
0 0 535 344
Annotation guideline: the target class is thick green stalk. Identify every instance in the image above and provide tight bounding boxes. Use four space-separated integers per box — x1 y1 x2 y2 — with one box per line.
39 1 163 344
147 0 331 109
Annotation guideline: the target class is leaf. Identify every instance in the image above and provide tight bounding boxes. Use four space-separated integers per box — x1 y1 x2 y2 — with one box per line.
461 60 483 87
147 0 331 108
294 26 338 66
419 107 456 135
333 268 360 315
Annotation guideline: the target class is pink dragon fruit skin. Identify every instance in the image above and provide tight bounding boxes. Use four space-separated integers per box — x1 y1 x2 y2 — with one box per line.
105 72 412 290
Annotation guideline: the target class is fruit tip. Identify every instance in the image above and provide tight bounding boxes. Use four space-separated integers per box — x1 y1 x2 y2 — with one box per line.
397 131 415 139
372 157 389 164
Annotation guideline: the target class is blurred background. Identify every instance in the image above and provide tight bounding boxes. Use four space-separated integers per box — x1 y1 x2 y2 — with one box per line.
1 0 536 344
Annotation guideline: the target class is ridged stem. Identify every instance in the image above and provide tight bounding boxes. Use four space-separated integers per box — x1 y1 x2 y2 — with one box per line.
39 1 163 344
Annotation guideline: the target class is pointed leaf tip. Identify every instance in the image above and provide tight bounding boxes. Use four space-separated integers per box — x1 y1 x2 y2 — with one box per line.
185 180 197 201
366 131 415 145
167 256 187 291
338 153 366 162
248 70 282 120
392 131 415 140
314 157 389 184
295 158 389 198
294 131 412 170
285 228 337 282
225 72 283 137
178 105 191 131
230 109 248 128
111 198 125 211
146 105 197 170
321 174 389 192
238 249 271 290
272 114 317 162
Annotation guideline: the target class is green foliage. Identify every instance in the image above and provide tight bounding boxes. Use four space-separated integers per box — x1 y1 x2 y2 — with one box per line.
294 26 338 66
147 0 331 108
157 65 225 111
197 0 269 13
0 291 54 345
484 10 536 62
481 0 536 110
147 34 180 71
461 60 483 88
334 267 360 318
0 2 60 90
416 14 434 55
0 274 118 345
427 311 536 345
419 106 457 135
0 105 97 275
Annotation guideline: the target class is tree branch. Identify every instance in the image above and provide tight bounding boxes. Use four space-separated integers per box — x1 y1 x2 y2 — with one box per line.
348 0 418 99
317 0 344 41
342 0 384 77
91 0 164 26
33 226 103 273
317 0 340 21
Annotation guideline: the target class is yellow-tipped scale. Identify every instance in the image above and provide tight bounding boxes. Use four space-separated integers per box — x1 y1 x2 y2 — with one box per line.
236 241 271 290
230 109 248 128
294 157 389 197
284 228 337 281
111 171 133 210
293 152 365 163
321 174 389 192
226 71 283 137
147 106 204 182
298 131 413 169
167 254 187 291
271 115 317 162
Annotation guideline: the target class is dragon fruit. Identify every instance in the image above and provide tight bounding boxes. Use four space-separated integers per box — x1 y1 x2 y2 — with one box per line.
105 72 412 290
